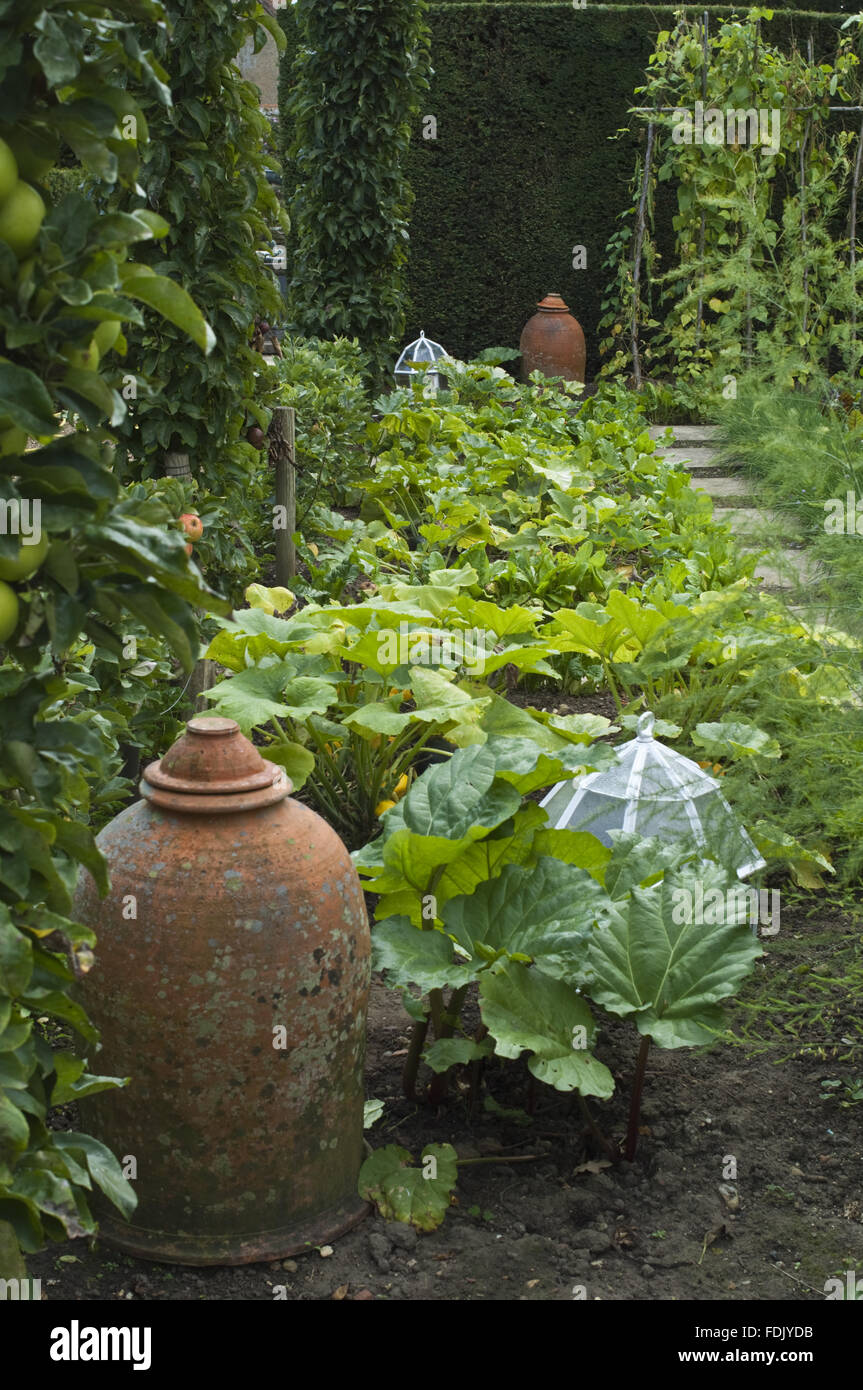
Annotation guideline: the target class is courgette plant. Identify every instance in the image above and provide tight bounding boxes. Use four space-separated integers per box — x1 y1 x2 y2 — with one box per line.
203 578 583 849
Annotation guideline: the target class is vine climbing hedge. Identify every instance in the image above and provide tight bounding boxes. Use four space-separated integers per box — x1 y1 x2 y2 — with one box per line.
279 4 849 368
282 0 431 381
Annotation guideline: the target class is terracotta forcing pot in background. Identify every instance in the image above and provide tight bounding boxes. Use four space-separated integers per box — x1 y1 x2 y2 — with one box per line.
74 716 371 1266
520 292 586 383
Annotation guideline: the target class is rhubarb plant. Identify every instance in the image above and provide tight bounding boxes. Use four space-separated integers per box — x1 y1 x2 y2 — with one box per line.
360 738 764 1145
354 736 618 1100
582 857 764 1160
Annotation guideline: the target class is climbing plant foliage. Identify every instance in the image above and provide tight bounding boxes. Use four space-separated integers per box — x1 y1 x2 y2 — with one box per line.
114 0 287 601
285 0 431 380
599 8 863 404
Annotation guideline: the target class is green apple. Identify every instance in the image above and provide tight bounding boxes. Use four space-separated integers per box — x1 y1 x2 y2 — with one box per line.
92 319 121 355
0 531 48 582
60 337 100 372
0 137 18 203
0 580 19 643
0 426 27 457
0 181 46 259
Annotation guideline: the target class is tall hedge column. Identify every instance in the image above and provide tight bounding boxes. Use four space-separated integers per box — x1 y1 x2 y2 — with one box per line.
286 0 430 381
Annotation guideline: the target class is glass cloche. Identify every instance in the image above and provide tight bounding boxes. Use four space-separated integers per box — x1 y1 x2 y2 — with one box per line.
539 711 766 879
394 331 449 392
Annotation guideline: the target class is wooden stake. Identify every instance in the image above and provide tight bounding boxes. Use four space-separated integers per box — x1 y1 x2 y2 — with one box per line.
188 658 218 713
631 121 656 389
270 405 296 583
849 113 863 338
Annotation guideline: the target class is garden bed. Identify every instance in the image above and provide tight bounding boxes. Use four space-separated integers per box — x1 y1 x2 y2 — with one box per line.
28 895 863 1302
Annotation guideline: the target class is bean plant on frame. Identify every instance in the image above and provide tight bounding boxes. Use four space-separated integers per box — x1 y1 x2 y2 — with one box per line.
599 9 863 404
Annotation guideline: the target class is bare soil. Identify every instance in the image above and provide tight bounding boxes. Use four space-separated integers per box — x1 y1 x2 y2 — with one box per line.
28 895 863 1302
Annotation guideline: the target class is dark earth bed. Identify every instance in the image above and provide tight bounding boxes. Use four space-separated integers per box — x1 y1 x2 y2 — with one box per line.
27 894 863 1301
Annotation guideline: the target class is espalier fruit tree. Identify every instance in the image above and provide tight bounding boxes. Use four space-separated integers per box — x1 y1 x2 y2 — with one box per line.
112 0 288 603
0 0 230 1274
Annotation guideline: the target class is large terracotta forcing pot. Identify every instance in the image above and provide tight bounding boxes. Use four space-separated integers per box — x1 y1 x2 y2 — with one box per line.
520 292 586 383
74 715 371 1266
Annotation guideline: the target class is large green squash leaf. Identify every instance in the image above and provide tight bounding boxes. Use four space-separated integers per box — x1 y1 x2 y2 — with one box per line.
693 720 781 761
206 666 298 730
407 666 490 723
259 742 316 790
477 692 602 753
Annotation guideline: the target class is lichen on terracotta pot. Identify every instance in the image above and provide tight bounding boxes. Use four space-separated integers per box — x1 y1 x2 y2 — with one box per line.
74 716 372 1266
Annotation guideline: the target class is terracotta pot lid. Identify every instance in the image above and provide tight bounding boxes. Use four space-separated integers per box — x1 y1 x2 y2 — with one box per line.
142 716 290 813
536 293 570 313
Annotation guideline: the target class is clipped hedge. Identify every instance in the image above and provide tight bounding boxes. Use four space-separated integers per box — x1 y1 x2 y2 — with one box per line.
279 4 851 370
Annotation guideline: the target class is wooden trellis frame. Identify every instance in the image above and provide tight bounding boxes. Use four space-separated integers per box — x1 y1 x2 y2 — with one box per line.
626 60 863 386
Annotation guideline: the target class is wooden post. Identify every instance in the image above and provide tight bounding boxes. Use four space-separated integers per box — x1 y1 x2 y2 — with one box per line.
164 451 191 479
188 657 218 714
270 405 296 583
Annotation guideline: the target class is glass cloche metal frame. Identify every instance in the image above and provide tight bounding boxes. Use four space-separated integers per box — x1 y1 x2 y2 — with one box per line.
394 331 449 393
539 711 766 879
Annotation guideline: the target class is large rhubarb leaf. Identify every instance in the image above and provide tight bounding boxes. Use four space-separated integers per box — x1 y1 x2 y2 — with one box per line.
358 1143 458 1231
371 916 474 993
583 860 763 1048
441 857 611 980
479 962 615 1096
